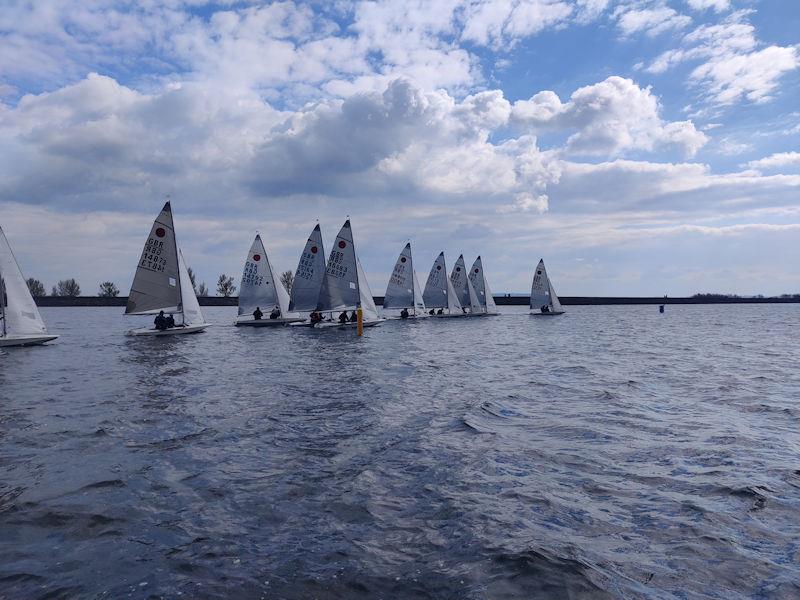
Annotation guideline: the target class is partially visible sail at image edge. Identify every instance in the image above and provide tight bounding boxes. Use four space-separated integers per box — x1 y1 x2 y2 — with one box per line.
0 225 48 336
238 235 279 317
289 224 326 312
126 202 181 315
317 220 359 312
384 242 414 310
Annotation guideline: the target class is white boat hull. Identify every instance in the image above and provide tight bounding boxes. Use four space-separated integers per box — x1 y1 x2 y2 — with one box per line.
235 317 306 327
127 323 210 336
0 334 59 347
429 312 468 318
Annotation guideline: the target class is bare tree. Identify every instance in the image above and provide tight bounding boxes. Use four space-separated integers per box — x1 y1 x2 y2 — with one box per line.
188 267 208 296
98 281 120 297
216 274 236 297
26 278 46 297
51 278 81 297
280 270 294 292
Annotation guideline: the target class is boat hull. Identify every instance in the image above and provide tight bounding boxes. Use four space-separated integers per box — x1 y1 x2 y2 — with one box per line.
429 312 468 318
235 317 306 326
127 324 210 336
0 334 59 347
530 311 565 316
314 319 385 329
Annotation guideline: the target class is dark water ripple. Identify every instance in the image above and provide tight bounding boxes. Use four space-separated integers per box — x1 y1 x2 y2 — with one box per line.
1 305 800 599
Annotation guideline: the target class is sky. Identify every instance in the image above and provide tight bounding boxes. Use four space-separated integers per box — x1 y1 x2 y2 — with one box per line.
0 0 798 296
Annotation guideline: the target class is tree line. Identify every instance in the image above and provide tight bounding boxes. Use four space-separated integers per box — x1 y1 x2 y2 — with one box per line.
24 269 296 298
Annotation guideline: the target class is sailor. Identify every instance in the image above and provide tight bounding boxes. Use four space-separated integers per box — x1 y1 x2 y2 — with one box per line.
350 311 358 322
154 310 167 330
429 308 435 316
253 306 263 320
541 304 550 313
437 308 443 315
400 308 409 319
270 306 280 319
165 314 175 328
310 311 322 325
338 311 348 324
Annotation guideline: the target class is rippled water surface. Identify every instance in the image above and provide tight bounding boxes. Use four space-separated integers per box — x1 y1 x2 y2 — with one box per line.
2 305 800 599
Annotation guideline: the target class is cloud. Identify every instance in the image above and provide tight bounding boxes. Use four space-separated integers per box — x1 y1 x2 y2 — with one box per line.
460 0 575 49
511 76 707 157
744 152 800 171
614 4 692 37
647 11 800 105
685 0 730 12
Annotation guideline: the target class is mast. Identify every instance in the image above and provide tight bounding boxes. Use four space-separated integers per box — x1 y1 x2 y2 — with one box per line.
0 275 6 338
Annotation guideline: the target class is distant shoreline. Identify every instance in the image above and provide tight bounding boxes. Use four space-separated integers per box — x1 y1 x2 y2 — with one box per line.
33 296 800 307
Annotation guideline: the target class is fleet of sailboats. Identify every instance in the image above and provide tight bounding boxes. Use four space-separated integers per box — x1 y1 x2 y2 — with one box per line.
0 225 58 347
530 259 565 315
3 202 576 345
124 202 210 335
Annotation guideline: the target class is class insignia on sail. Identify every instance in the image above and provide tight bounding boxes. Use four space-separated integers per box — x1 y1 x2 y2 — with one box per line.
124 201 210 336
529 258 565 315
0 225 58 347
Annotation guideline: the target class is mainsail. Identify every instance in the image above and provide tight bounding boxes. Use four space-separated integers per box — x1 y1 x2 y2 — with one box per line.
423 252 462 312
356 257 380 321
238 235 284 317
384 243 415 310
450 254 470 307
412 270 426 314
289 224 326 312
317 220 359 312
126 202 181 315
469 256 497 313
466 276 482 313
530 258 564 313
0 225 48 336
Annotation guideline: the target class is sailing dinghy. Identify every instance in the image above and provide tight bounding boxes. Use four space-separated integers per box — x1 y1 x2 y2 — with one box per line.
315 220 384 329
287 223 327 326
422 252 465 317
383 242 427 319
468 256 500 315
530 259 565 315
236 234 303 326
450 254 484 316
0 225 58 347
125 202 210 336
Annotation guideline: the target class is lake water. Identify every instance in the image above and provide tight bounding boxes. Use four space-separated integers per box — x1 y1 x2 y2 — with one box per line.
1 305 799 599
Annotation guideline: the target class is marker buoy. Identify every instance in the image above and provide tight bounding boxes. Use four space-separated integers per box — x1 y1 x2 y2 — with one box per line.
357 307 363 336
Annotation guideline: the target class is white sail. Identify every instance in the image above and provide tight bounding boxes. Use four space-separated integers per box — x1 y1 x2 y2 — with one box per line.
178 249 205 325
423 252 449 309
530 259 553 309
0 226 48 336
275 271 297 318
384 243 414 309
238 235 280 317
356 257 380 321
126 202 181 315
469 256 497 313
549 280 564 313
445 275 462 313
466 276 482 313
412 270 426 315
450 254 470 307
317 220 359 312
289 224 326 312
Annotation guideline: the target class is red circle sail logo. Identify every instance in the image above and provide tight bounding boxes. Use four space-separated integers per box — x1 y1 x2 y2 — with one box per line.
436 265 441 271
338 240 347 249
253 254 261 261
400 257 407 263
155 227 166 238
474 268 480 273
310 246 318 254
456 267 461 272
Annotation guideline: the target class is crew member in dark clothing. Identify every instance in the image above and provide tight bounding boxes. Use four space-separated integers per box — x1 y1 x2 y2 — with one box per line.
165 314 175 328
253 306 263 320
154 310 167 330
310 311 322 325
270 306 280 319
541 304 550 313
437 308 443 315
400 308 409 319
429 308 435 315
350 311 358 322
338 311 348 324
